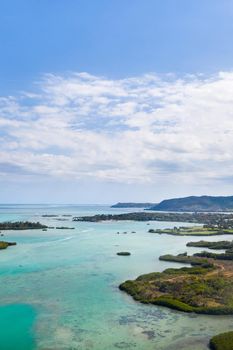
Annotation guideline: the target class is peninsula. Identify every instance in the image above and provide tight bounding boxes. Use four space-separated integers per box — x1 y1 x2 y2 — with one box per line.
119 236 233 348
119 247 233 314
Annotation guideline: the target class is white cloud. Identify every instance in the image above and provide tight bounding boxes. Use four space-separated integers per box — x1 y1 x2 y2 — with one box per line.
0 71 233 185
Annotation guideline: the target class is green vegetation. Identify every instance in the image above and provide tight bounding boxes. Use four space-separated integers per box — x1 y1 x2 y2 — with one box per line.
117 252 131 256
0 241 16 250
187 240 233 249
120 239 233 316
185 239 233 261
152 297 195 312
119 263 233 314
159 253 214 268
112 195 233 211
120 234 233 347
0 221 48 230
149 195 233 212
194 251 233 261
74 212 212 223
73 212 233 230
209 331 233 350
149 225 233 236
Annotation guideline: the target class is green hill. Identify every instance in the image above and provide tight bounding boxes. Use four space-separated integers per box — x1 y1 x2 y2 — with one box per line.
150 196 233 212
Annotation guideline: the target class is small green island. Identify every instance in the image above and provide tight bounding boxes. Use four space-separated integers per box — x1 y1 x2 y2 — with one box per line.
0 241 16 250
55 226 75 230
0 221 48 252
117 252 131 256
0 221 48 230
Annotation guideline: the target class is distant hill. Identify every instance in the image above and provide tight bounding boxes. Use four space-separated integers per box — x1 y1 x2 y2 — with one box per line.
149 196 233 212
111 202 156 208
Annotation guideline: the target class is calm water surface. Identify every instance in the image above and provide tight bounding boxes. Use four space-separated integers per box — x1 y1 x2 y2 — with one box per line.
0 204 233 350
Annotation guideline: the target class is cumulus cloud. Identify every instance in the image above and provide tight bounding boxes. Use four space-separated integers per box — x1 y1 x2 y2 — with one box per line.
0 71 233 185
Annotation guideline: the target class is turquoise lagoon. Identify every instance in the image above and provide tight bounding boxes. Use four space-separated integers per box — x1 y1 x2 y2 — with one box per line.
0 205 233 349
0 304 36 350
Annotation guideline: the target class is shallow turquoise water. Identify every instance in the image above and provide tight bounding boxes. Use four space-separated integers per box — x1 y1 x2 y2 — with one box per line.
0 205 233 349
0 304 36 350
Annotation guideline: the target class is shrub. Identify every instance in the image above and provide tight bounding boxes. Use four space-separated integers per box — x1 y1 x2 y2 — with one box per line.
117 252 131 256
153 297 194 312
209 331 233 349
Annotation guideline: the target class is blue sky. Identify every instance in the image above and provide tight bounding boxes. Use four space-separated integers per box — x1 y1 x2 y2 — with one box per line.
1 0 233 93
1 0 233 203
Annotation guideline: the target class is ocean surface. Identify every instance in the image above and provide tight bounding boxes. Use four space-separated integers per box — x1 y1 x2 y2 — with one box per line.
0 204 233 350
